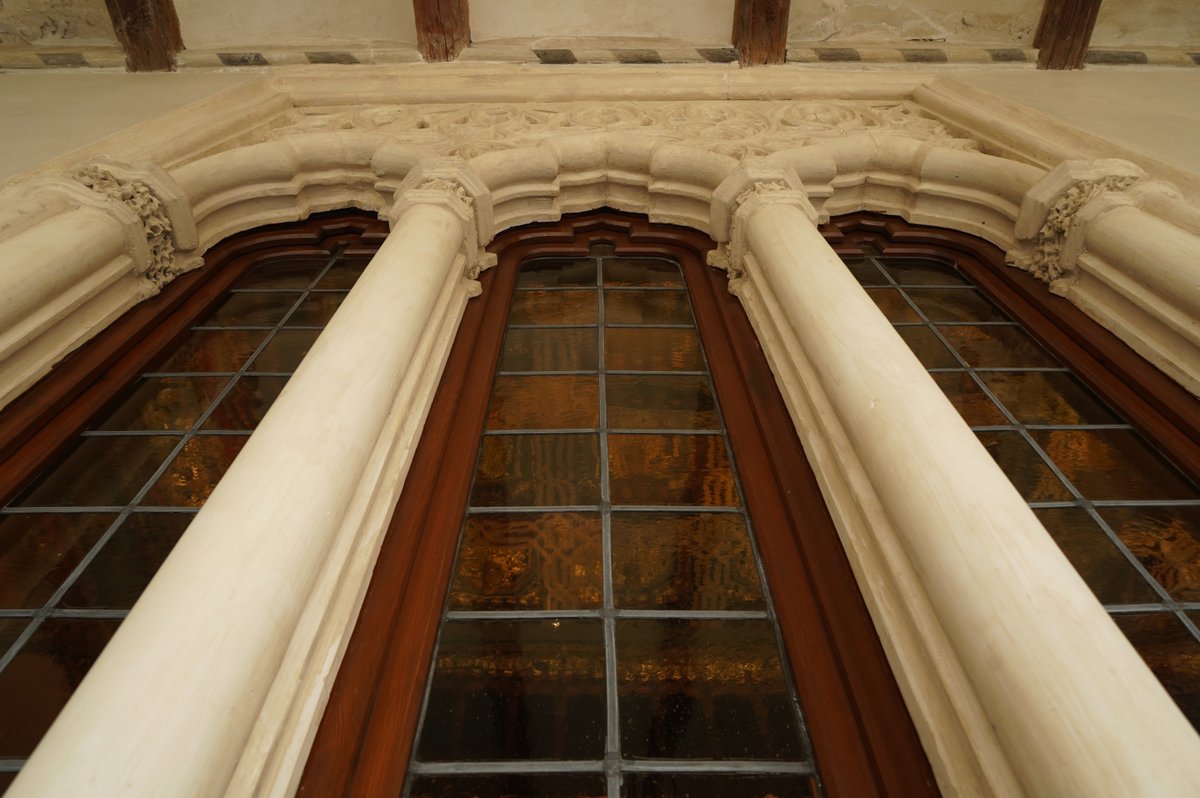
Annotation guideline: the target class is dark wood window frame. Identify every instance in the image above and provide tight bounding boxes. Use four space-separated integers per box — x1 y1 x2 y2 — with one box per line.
299 210 937 798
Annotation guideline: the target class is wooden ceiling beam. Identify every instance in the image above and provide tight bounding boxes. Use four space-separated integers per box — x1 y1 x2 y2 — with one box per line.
102 0 184 71
414 0 470 62
733 0 791 66
1034 0 1103 70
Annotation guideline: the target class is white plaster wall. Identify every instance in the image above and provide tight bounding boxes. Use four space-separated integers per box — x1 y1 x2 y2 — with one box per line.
0 0 117 47
1092 0 1200 48
175 0 417 48
470 0 734 43
787 0 1041 45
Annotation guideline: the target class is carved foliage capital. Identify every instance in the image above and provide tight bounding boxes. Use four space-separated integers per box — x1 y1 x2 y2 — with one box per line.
710 167 817 291
390 158 497 291
1011 159 1145 283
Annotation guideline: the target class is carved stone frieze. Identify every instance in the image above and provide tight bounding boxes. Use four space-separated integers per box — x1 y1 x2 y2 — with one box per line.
71 165 178 288
270 100 978 160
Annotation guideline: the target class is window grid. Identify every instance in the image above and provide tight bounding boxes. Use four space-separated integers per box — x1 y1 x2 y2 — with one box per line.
405 253 821 798
848 250 1200 730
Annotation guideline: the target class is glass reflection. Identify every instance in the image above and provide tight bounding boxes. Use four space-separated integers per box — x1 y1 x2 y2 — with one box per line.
418 620 606 761
617 619 803 760
0 618 121 757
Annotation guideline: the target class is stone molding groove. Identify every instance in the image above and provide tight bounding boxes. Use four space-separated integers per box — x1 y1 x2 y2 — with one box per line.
3 66 1200 798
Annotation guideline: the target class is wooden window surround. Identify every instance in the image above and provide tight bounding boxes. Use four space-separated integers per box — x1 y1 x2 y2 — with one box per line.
299 211 938 798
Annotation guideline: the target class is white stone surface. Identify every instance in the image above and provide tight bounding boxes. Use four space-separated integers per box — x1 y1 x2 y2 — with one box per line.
787 0 1042 45
1093 0 1200 48
470 0 734 43
174 0 417 49
0 71 252 183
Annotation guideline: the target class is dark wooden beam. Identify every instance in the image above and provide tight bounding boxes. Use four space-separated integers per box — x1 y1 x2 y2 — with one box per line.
414 0 470 62
1035 0 1103 70
103 0 183 72
732 0 791 66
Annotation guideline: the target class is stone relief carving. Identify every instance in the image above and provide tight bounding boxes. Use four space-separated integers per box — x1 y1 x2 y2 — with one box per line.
272 100 977 160
72 165 178 288
1012 173 1142 282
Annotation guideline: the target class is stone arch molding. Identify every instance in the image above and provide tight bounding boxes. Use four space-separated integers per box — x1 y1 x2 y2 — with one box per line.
6 93 1200 798
3 114 1200 411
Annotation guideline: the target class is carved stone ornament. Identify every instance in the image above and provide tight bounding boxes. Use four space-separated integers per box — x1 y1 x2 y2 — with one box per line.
72 165 178 288
267 100 978 160
1011 160 1145 283
708 176 816 293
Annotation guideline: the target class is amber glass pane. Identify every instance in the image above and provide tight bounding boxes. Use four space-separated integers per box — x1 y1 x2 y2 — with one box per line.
844 259 888 286
450 513 603 611
864 288 921 323
285 292 346 327
518 258 597 288
611 513 764 611
938 326 1059 369
609 434 737 506
510 290 598 326
617 619 803 760
487 376 599 430
201 376 288 430
1031 429 1200 501
417 619 606 761
980 371 1118 426
603 259 683 288
905 288 1009 323
94 377 228 431
155 329 269 373
314 258 369 289
894 327 959 369
203 291 297 327
142 435 249 506
975 431 1072 502
0 618 122 757
16 435 179 507
0 513 115 609
232 257 326 289
1112 613 1200 730
607 375 718 430
605 329 704 372
605 290 694 325
931 372 1007 426
881 258 970 286
472 434 601 507
410 774 607 798
500 329 599 372
622 774 819 798
60 512 193 609
249 329 319 373
1034 508 1158 605
1102 507 1200 602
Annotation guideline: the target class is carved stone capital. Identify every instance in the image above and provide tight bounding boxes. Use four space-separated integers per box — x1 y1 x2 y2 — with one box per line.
708 166 817 292
390 159 497 292
1010 159 1145 283
70 159 201 289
